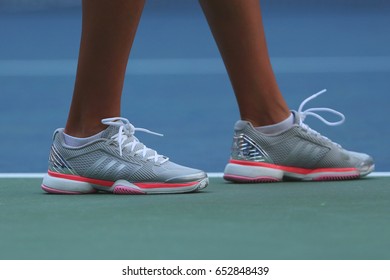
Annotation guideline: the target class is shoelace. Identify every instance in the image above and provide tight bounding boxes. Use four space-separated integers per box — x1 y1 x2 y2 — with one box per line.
102 117 168 163
297 89 345 146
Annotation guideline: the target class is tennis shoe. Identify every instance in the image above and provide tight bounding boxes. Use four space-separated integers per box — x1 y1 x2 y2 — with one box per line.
42 117 208 194
224 90 374 182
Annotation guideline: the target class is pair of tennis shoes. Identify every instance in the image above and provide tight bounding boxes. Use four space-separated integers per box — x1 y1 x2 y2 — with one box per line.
41 90 374 194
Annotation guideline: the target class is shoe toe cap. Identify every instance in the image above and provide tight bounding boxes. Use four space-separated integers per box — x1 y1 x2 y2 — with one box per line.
349 152 375 175
155 162 208 183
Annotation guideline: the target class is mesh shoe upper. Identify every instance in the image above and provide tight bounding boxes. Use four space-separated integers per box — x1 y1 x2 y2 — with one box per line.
231 116 374 174
229 90 374 175
48 118 206 183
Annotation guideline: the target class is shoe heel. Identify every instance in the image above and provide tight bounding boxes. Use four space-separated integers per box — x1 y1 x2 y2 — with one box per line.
223 162 283 183
41 173 97 194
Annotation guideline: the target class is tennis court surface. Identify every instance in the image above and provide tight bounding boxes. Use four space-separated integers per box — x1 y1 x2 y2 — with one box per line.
0 0 389 263
1 174 389 260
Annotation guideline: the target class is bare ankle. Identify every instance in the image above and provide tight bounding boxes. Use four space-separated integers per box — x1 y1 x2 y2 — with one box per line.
64 122 107 138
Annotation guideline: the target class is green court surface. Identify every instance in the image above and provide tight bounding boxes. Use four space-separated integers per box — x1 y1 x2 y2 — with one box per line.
0 176 389 260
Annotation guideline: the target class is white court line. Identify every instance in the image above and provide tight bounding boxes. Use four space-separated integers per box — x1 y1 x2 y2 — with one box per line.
208 172 390 178
0 172 389 179
1 56 390 76
0 173 46 178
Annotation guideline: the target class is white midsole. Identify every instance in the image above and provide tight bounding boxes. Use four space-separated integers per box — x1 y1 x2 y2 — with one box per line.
224 163 362 181
41 174 208 194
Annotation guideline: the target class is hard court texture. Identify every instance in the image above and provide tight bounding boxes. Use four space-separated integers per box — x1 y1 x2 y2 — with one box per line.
0 176 389 260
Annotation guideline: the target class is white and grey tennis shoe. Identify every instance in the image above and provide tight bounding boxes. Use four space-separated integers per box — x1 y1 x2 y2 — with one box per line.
224 90 375 182
42 117 208 194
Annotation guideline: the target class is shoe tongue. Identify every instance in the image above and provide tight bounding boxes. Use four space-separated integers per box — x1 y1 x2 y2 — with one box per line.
100 125 120 139
101 121 165 162
291 111 301 125
100 123 138 143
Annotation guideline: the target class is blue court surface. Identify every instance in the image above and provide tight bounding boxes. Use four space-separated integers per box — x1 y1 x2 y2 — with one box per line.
0 0 390 264
0 0 389 174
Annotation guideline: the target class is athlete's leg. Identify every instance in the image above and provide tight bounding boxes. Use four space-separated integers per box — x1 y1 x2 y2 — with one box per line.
65 0 145 137
199 0 290 127
43 0 208 194
199 0 374 182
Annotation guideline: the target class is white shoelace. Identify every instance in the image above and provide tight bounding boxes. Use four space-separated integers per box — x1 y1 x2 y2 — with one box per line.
102 117 168 163
297 89 345 145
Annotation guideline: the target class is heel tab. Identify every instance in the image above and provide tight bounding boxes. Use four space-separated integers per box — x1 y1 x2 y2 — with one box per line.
52 128 64 140
234 120 252 130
